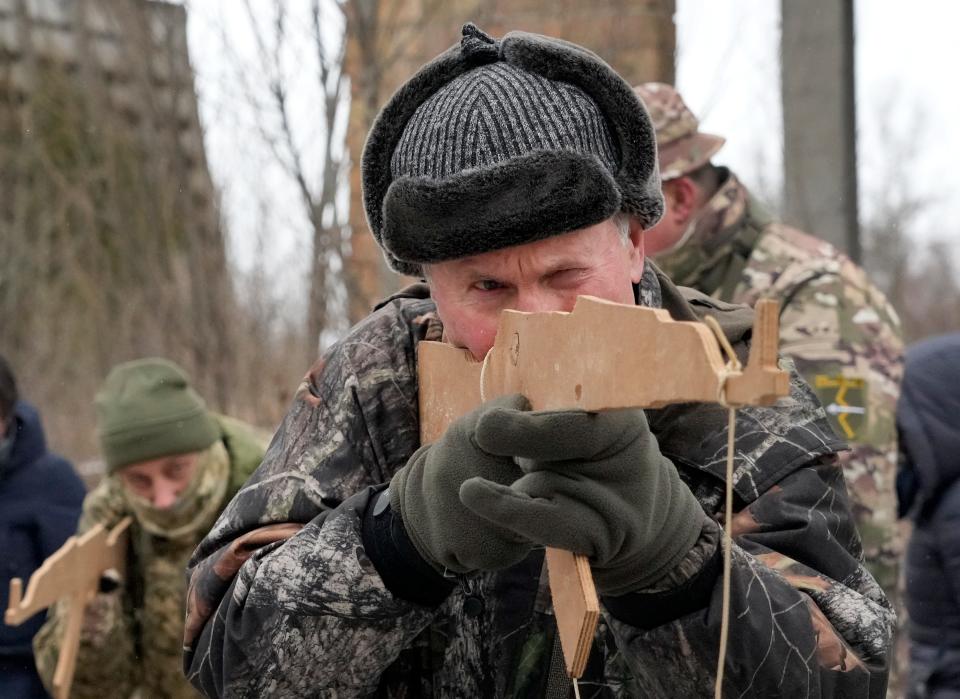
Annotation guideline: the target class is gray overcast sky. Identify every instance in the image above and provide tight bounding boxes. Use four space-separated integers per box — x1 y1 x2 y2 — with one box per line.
675 0 959 241
187 0 960 284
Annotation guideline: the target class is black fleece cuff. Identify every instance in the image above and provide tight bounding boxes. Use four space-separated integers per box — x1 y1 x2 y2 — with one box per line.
602 538 723 630
361 487 456 607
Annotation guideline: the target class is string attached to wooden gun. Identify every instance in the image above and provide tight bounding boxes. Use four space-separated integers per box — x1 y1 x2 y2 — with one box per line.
704 315 742 699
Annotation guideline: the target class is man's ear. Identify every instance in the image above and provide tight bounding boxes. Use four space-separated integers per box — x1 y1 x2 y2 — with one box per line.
628 215 645 284
664 176 699 228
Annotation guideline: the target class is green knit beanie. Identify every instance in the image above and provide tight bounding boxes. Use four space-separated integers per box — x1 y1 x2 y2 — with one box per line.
95 358 220 473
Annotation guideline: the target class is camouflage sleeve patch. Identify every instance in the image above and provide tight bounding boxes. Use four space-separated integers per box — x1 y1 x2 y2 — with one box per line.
812 374 867 441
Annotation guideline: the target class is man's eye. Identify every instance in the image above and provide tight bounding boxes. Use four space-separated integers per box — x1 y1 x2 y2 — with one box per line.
125 475 151 491
474 279 504 292
551 269 587 286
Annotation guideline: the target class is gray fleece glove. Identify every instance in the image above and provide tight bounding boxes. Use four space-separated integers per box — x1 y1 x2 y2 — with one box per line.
390 394 534 574
460 406 703 596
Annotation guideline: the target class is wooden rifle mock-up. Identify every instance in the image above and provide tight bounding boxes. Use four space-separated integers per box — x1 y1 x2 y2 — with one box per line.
5 516 133 699
418 296 789 694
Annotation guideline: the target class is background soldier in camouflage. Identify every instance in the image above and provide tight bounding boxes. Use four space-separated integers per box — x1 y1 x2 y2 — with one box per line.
183 25 892 698
635 80 905 680
32 358 267 699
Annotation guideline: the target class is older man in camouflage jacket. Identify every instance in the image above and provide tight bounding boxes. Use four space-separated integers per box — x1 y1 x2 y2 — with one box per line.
634 82 904 637
184 26 893 698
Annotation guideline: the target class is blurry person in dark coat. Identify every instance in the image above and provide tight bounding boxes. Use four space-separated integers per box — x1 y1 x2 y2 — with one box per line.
0 355 85 698
897 332 960 699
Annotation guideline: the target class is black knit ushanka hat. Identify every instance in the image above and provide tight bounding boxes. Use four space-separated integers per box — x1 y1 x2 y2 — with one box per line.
361 23 664 277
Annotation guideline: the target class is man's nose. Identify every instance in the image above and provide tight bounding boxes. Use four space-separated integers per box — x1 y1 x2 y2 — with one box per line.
152 480 179 510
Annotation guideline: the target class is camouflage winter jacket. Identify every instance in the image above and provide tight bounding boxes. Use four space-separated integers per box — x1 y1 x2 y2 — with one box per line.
33 415 268 699
654 169 904 611
183 267 893 698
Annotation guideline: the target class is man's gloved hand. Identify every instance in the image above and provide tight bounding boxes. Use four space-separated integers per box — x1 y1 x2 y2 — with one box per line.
389 394 534 574
459 406 703 596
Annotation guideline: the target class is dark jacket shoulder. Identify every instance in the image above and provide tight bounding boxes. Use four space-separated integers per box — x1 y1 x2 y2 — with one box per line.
0 401 84 656
3 401 84 504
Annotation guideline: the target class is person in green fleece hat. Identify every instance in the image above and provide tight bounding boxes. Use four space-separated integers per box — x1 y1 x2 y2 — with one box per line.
33 358 269 699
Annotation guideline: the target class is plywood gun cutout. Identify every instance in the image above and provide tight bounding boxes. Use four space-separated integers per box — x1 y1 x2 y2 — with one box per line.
419 296 788 678
6 516 133 699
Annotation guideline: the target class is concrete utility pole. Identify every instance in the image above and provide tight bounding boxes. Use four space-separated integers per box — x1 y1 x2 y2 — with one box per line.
781 0 861 262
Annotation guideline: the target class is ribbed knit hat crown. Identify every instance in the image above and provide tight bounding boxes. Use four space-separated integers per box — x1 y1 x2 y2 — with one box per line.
390 62 620 180
95 358 220 472
362 23 664 276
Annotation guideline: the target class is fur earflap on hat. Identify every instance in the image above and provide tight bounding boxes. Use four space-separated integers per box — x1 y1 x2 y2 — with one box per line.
362 23 663 276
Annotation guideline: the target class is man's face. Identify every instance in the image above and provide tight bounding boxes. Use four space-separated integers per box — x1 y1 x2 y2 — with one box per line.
427 217 644 360
117 451 202 510
643 178 696 255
